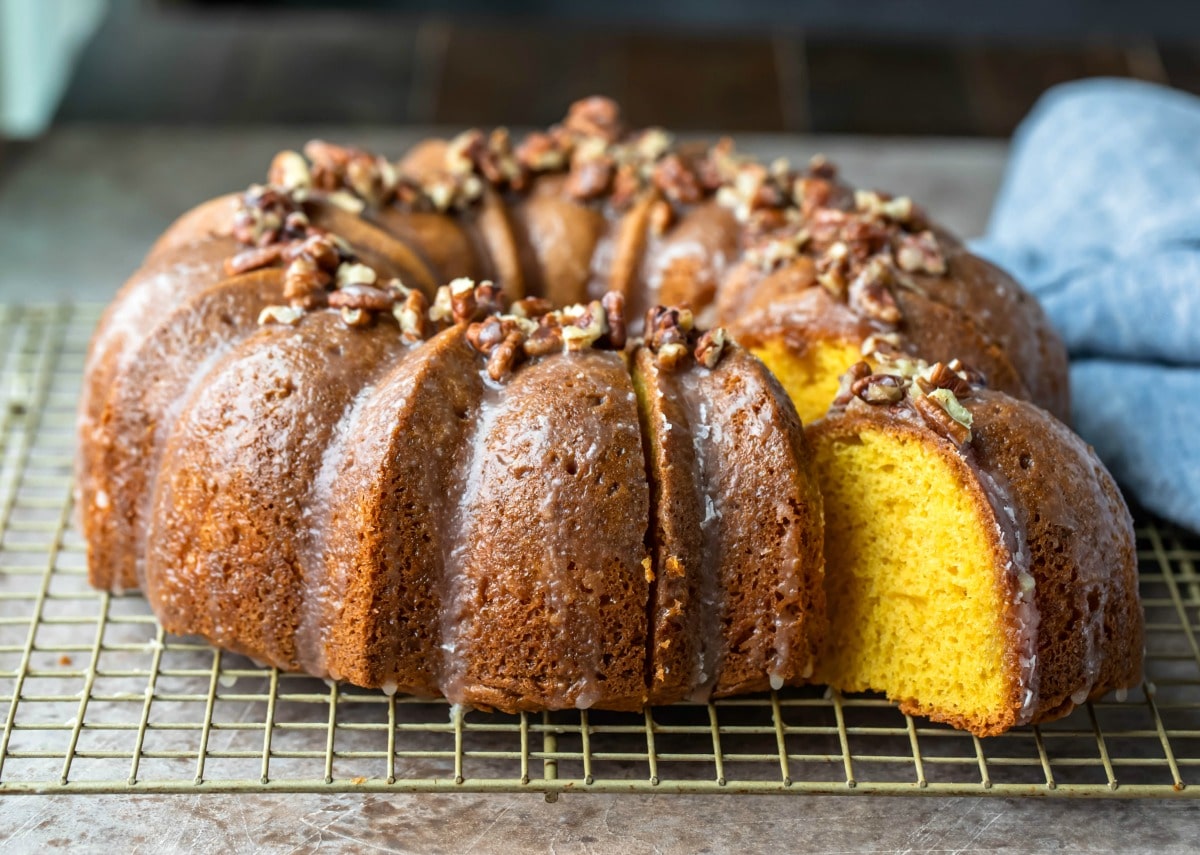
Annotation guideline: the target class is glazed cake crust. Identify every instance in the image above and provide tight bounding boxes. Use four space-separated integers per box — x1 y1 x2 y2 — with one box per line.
77 98 1134 727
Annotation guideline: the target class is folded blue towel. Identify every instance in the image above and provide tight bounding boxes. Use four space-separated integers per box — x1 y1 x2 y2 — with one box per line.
972 78 1200 531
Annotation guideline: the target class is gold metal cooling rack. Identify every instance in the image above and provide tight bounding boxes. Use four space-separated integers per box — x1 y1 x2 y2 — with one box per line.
1 302 1198 800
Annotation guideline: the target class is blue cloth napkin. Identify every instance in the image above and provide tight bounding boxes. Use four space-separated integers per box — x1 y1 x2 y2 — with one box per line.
972 78 1200 531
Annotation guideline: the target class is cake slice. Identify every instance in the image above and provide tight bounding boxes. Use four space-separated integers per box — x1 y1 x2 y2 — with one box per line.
809 359 1143 736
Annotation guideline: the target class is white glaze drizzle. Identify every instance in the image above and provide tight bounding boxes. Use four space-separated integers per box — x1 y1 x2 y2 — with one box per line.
438 376 504 705
673 370 724 701
971 463 1041 725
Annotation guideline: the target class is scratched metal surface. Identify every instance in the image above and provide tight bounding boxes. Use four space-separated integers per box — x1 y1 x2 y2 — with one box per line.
1 129 1198 851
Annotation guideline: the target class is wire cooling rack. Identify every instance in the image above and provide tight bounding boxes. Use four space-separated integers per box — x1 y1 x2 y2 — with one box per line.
1 303 1198 800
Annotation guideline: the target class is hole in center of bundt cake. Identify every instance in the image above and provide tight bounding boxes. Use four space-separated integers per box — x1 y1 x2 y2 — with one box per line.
750 338 867 425
812 427 1013 726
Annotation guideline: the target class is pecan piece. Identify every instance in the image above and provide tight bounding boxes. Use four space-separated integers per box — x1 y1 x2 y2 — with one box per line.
522 321 564 357
564 96 623 142
946 358 986 387
340 307 372 328
515 131 567 172
225 244 284 276
915 361 972 399
284 256 333 305
601 292 626 350
510 297 554 319
286 233 341 272
487 331 526 381
833 361 873 407
851 373 907 404
848 257 901 325
894 230 947 275
656 342 691 371
644 306 689 350
448 278 480 324
466 317 508 354
912 390 973 445
268 150 312 193
562 301 608 351
258 304 303 326
651 154 703 205
394 290 429 342
328 283 394 312
694 327 728 369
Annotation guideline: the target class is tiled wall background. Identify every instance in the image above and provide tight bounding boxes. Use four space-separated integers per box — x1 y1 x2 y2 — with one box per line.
53 2 1200 135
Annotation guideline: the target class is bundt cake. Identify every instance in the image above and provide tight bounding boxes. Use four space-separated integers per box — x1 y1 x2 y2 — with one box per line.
809 358 1143 736
77 96 1140 731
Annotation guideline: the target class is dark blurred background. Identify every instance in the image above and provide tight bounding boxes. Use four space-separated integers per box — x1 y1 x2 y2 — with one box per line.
4 0 1200 141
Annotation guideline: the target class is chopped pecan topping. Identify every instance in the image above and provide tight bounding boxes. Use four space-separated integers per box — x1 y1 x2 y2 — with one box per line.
258 304 303 326
807 154 838 180
564 96 623 142
847 256 901 325
328 283 394 312
522 319 564 357
340 306 372 328
656 342 691 370
855 190 915 224
833 354 979 444
746 229 809 271
860 331 902 357
651 154 703 205
336 262 377 288
894 230 947 275
225 244 284 276
644 306 690 350
510 296 554 319
457 279 504 323
833 361 874 407
268 151 312 194
287 233 341 271
915 361 973 399
444 130 482 176
394 290 429 342
561 300 609 351
304 140 398 207
792 176 835 218
514 131 567 172
694 327 728 369
912 390 973 445
487 331 526 381
601 292 626 350
232 185 305 247
946 358 986 387
467 316 519 354
634 128 673 161
644 304 729 370
284 256 333 308
851 373 906 404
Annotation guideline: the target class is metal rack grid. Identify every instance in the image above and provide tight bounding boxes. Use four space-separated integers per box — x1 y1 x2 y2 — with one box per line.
1 302 1198 800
